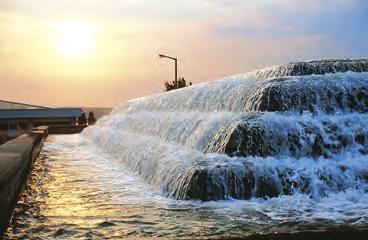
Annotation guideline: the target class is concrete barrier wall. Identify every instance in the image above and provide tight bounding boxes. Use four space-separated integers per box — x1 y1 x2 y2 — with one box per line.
0 130 47 237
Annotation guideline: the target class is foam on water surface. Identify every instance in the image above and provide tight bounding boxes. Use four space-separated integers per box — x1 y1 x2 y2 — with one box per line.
111 71 368 114
82 60 368 200
8 59 368 238
7 135 368 239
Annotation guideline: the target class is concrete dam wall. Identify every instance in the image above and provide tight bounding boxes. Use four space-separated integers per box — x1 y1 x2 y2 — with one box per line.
83 59 368 201
0 129 47 236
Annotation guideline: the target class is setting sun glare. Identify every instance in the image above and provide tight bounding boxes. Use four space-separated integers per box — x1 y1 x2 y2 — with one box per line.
53 21 95 59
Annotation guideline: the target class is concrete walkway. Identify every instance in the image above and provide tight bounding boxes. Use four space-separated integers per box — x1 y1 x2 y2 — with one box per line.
0 128 47 237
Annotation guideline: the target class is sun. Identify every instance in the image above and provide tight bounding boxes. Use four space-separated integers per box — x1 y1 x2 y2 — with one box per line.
54 21 95 59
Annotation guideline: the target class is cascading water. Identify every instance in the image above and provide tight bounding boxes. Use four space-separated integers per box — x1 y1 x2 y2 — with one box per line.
82 59 368 201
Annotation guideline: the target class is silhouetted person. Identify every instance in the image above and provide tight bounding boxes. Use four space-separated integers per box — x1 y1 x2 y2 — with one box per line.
78 112 87 126
179 78 186 88
88 112 97 125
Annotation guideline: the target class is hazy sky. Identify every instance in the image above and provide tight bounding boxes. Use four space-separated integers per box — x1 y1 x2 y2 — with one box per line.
0 0 367 107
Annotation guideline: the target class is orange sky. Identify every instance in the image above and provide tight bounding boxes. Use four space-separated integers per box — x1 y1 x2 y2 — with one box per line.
0 0 367 107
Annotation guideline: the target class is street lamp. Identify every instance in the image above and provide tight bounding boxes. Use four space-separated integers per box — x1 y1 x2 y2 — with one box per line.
159 54 178 86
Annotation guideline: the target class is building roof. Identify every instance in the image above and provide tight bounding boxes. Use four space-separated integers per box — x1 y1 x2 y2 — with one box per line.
0 108 82 119
0 99 48 110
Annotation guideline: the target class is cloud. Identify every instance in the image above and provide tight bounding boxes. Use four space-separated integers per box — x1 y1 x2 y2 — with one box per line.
207 0 368 49
0 0 367 107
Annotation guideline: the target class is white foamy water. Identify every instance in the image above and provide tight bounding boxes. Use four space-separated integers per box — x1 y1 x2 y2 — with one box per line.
72 132 368 224
82 68 368 200
83 108 368 200
8 60 368 238
41 135 368 224
112 71 368 114
6 135 368 239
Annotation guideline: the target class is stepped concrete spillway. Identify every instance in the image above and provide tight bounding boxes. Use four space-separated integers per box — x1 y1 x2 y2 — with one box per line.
83 59 368 201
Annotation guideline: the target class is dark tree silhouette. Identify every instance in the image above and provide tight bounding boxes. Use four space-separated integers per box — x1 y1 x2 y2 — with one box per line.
164 77 192 91
88 112 97 125
78 111 87 126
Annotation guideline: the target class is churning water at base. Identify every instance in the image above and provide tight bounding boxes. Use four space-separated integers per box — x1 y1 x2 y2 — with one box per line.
6 59 368 238
6 135 368 239
83 72 368 200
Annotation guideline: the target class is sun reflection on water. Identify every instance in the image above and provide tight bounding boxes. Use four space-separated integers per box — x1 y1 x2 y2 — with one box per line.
5 135 368 239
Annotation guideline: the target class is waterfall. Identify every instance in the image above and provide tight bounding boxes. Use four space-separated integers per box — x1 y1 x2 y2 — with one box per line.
82 59 368 200
248 59 368 79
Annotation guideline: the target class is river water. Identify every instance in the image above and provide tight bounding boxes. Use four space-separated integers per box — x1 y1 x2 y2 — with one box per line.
5 134 368 239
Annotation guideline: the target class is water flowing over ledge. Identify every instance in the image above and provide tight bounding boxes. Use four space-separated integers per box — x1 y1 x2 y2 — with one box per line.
248 59 368 79
82 59 368 201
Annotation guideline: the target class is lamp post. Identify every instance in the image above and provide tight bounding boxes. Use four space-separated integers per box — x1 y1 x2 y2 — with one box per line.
159 54 177 86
